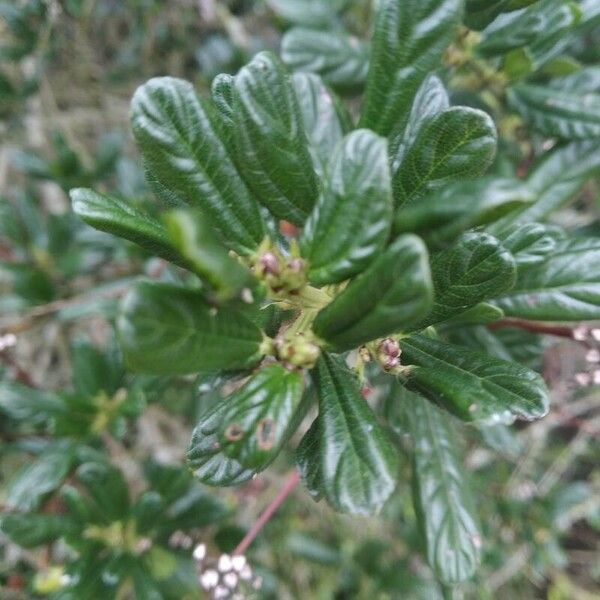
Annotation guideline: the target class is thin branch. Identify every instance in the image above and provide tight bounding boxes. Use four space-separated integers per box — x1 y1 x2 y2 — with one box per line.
488 319 576 339
233 470 301 556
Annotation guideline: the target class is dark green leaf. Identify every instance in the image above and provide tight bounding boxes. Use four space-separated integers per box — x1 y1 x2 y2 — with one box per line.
360 0 463 137
417 232 516 328
71 339 123 398
282 28 369 90
218 364 305 469
465 0 538 30
117 281 265 374
492 237 600 320
495 222 566 266
389 74 449 174
292 72 352 176
403 390 481 583
163 209 251 301
394 177 533 243
0 514 76 548
233 51 319 225
130 77 265 253
188 400 255 487
399 334 550 422
0 381 64 425
393 107 497 208
313 235 433 351
297 353 398 515
6 444 78 511
76 461 130 521
300 129 393 285
163 487 229 531
508 84 600 139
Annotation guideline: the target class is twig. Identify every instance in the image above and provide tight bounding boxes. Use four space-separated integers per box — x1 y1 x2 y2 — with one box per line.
488 319 576 339
0 350 35 386
233 470 301 556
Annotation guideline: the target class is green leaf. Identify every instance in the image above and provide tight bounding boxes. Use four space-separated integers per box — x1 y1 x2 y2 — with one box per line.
313 235 433 351
297 353 398 515
403 390 481 584
417 232 516 328
76 461 130 521
477 0 582 59
6 444 78 512
1 514 76 548
282 28 369 90
117 281 265 374
163 209 251 301
300 129 393 285
389 74 450 174
508 84 600 139
265 0 348 27
491 237 600 320
495 222 566 266
394 177 534 243
130 77 265 254
188 400 255 486
71 339 123 397
393 107 497 208
218 364 305 470
211 73 235 123
233 51 319 225
360 0 463 138
399 334 550 422
71 188 191 268
292 72 352 177
465 0 538 30
0 381 64 425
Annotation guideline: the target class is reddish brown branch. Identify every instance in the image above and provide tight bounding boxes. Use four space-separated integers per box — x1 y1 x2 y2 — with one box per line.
0 350 35 387
488 318 576 339
233 470 301 556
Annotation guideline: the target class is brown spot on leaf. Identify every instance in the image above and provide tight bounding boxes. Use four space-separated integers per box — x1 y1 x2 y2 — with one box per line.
256 419 276 450
224 424 244 441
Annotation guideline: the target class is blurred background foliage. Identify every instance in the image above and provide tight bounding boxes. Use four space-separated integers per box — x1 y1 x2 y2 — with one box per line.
0 0 599 599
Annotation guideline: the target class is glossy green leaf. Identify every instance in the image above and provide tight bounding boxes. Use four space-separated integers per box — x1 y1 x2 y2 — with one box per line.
492 237 600 320
400 334 550 422
188 400 255 487
233 51 319 225
389 75 449 175
360 0 463 137
282 28 369 90
6 443 78 512
70 188 192 269
477 0 581 59
495 222 566 266
117 281 264 374
296 353 398 515
75 461 130 521
508 84 600 139
265 0 348 27
163 209 251 301
300 129 393 285
211 73 235 123
393 107 497 208
313 235 433 351
403 390 481 583
0 381 64 425
465 0 538 30
292 72 352 176
394 177 533 243
0 514 77 548
417 232 516 328
218 364 305 470
130 77 265 254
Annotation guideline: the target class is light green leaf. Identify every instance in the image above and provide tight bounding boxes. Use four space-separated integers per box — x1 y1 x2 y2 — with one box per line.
163 209 251 301
313 235 433 351
265 0 348 27
233 51 319 225
218 364 305 470
297 353 398 515
403 389 481 584
492 237 600 320
282 28 369 90
117 281 264 374
508 83 600 139
360 0 463 138
300 129 393 285
393 107 497 208
399 334 550 422
417 232 516 328
130 77 265 254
